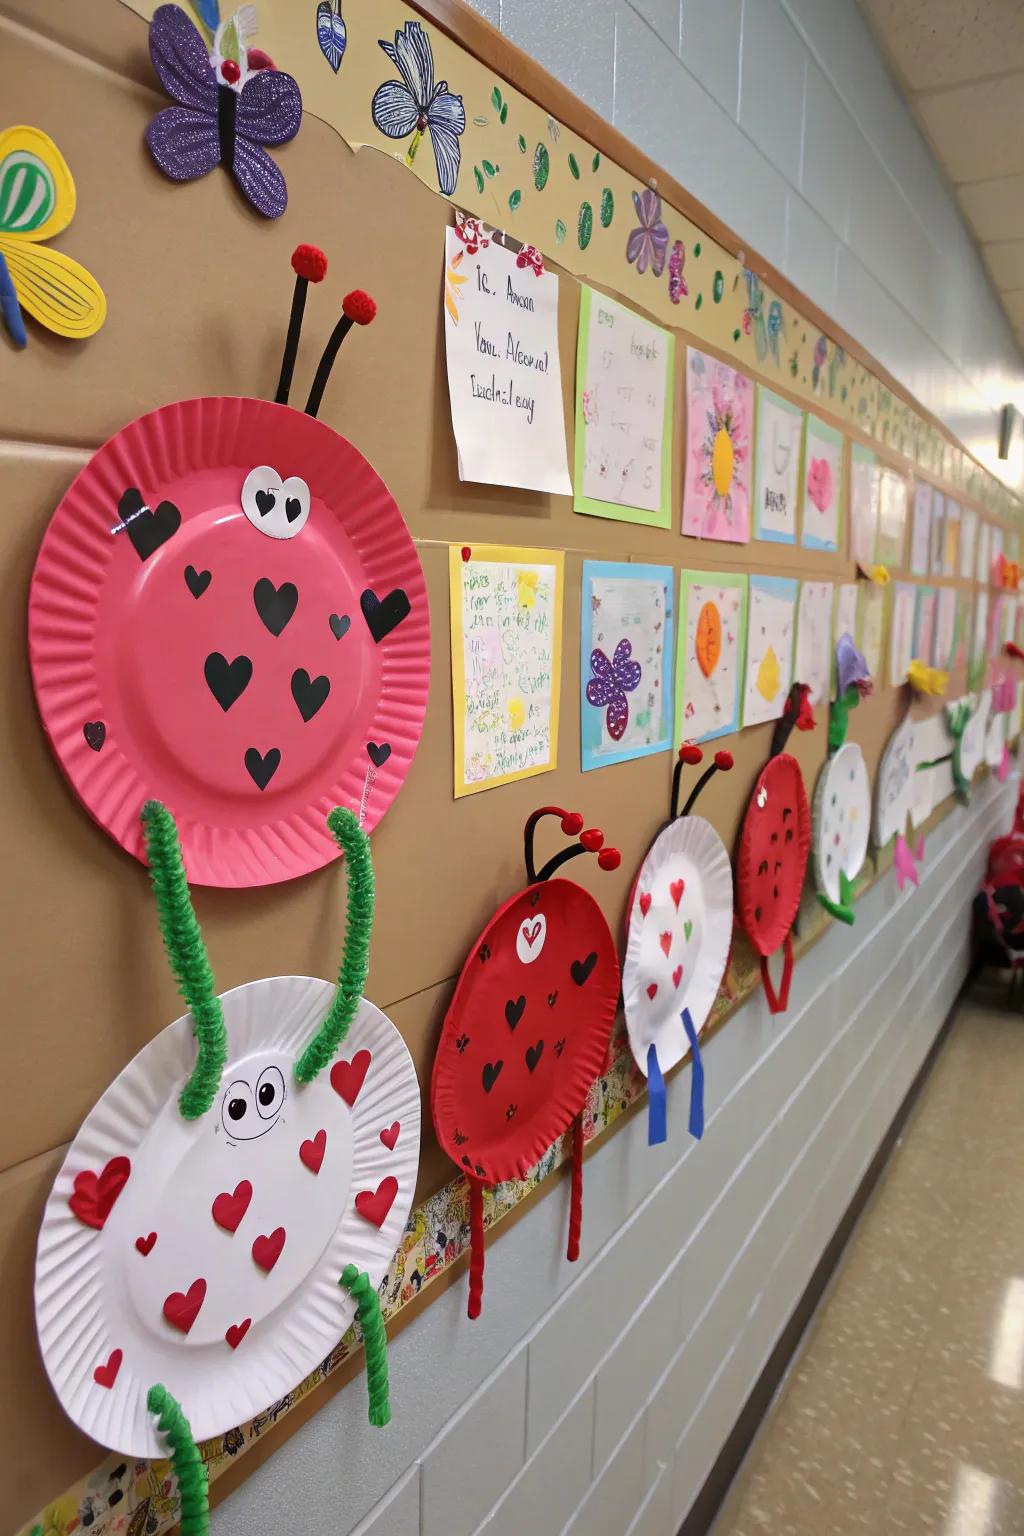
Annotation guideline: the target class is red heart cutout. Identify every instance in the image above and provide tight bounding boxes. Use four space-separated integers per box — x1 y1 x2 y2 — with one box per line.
225 1319 251 1350
379 1122 400 1151
212 1179 252 1233
669 879 685 910
672 965 683 988
638 892 652 917
69 1155 131 1230
330 1049 371 1107
659 931 672 957
252 1227 286 1273
299 1129 326 1174
646 983 658 1000
163 1278 206 1334
135 1232 157 1256
93 1348 122 1389
355 1176 399 1228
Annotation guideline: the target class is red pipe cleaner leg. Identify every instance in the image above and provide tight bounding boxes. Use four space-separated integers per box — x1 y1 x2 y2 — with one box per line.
467 1178 485 1320
566 1115 584 1262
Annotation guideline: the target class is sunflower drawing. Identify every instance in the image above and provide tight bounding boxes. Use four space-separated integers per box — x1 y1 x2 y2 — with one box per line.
695 385 748 528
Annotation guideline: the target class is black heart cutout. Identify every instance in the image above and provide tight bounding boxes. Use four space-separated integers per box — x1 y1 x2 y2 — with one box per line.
461 1155 472 1168
253 578 298 636
329 613 351 641
120 488 181 562
525 1040 544 1073
255 489 276 517
481 1060 503 1093
291 668 330 722
571 952 598 986
285 496 303 524
367 741 391 768
360 587 411 644
504 996 526 1031
245 747 281 790
204 652 253 711
83 721 105 752
184 565 211 599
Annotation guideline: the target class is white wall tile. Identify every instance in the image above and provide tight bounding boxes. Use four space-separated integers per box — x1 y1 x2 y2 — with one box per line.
679 0 743 117
420 1349 527 1536
627 0 681 53
800 62 853 242
501 0 616 119
481 1382 596 1536
462 0 501 27
738 0 806 182
784 192 840 318
593 1269 681 1469
565 1412 647 1535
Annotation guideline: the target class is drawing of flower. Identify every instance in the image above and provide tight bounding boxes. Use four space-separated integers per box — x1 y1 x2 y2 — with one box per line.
586 639 642 741
625 188 669 276
371 21 465 196
668 240 688 303
444 246 468 323
454 211 489 254
696 385 748 525
806 456 833 514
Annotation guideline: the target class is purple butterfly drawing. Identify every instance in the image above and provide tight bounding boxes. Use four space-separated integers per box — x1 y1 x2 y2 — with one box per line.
145 5 302 220
586 639 642 741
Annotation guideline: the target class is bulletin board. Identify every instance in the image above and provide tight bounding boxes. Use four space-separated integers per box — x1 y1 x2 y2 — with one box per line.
3 0 1021 1530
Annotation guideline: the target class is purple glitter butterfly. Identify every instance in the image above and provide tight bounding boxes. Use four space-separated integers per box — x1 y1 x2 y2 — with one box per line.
145 5 302 220
586 639 642 741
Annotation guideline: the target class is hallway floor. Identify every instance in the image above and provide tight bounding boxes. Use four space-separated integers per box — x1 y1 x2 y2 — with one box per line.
711 986 1024 1536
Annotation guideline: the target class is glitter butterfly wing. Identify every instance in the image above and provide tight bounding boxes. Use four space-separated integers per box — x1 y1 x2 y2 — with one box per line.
231 68 302 217
0 126 106 345
146 5 222 182
586 641 641 742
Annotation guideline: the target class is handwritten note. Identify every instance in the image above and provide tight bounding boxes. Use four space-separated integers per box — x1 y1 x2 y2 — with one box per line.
795 580 834 705
574 286 673 527
942 499 961 576
849 444 879 567
743 575 797 727
449 543 564 797
676 571 748 742
800 415 843 551
753 388 802 544
443 230 571 494
581 561 674 769
910 481 932 576
934 587 958 670
960 508 978 579
889 583 915 685
876 468 909 567
857 583 886 680
914 586 938 665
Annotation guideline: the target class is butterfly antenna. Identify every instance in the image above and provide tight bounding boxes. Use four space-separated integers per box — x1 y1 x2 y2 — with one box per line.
679 747 734 819
533 820 621 884
275 245 328 406
304 289 378 418
524 807 581 883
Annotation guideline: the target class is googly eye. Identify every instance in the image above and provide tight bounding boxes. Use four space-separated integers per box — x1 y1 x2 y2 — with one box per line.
241 466 311 540
756 785 768 808
256 1065 286 1119
221 1080 254 1136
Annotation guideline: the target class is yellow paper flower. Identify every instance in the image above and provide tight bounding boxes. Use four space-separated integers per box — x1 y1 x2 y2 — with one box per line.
863 563 890 585
907 659 948 696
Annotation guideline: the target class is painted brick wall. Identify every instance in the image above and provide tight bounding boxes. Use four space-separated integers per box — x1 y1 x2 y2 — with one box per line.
217 775 1015 1536
463 0 1024 492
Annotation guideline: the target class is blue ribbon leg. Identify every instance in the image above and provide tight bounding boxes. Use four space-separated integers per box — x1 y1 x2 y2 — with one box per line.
0 252 26 348
682 1008 705 1141
646 1041 667 1146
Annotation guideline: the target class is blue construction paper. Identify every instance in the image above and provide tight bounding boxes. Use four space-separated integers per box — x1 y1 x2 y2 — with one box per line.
581 560 674 771
682 1008 705 1140
646 1041 667 1146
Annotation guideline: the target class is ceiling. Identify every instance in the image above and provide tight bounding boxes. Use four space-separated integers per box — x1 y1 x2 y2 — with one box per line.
860 0 1024 348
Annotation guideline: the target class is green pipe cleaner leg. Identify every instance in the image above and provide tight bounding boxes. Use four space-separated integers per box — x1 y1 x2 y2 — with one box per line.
147 1384 209 1536
294 808 375 1084
339 1264 391 1426
141 802 227 1120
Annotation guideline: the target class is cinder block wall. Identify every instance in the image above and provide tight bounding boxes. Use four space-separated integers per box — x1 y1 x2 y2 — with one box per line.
218 776 1013 1536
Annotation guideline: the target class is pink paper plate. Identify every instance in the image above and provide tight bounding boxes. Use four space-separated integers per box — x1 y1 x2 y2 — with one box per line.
29 397 429 886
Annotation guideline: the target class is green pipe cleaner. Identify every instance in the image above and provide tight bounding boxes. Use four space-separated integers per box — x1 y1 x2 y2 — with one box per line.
339 1264 391 1426
827 685 860 753
294 808 375 1084
141 802 227 1120
147 1384 209 1536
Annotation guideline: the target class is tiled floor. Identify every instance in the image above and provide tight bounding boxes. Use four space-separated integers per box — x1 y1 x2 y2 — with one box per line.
711 986 1024 1536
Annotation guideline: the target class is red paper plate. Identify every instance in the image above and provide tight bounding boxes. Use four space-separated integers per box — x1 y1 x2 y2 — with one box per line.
736 752 810 958
28 397 429 886
431 880 620 1184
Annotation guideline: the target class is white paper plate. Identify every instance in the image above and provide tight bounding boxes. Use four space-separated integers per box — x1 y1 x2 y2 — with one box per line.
874 715 915 848
960 692 988 781
35 976 420 1457
813 743 870 906
910 712 948 828
623 816 733 1078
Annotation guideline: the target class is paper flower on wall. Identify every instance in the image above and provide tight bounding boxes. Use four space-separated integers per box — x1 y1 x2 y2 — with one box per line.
626 188 669 277
806 455 833 514
371 21 465 196
697 384 748 524
0 125 106 347
906 659 948 696
145 4 302 220
585 639 642 741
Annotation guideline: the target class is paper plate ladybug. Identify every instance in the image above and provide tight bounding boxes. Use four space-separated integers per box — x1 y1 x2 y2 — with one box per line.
35 806 419 1535
431 809 622 1319
29 245 429 887
736 685 812 1014
812 742 870 925
622 744 734 1146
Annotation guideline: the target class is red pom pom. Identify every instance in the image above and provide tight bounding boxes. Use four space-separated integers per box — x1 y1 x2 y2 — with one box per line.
714 750 734 770
246 46 274 71
291 244 328 283
220 58 241 83
679 744 703 765
598 848 621 871
560 812 584 835
343 290 377 326
580 828 604 852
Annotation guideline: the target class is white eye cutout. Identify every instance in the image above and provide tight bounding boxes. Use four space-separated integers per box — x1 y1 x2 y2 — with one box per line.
241 466 311 540
516 911 547 964
756 784 768 808
256 1064 286 1120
